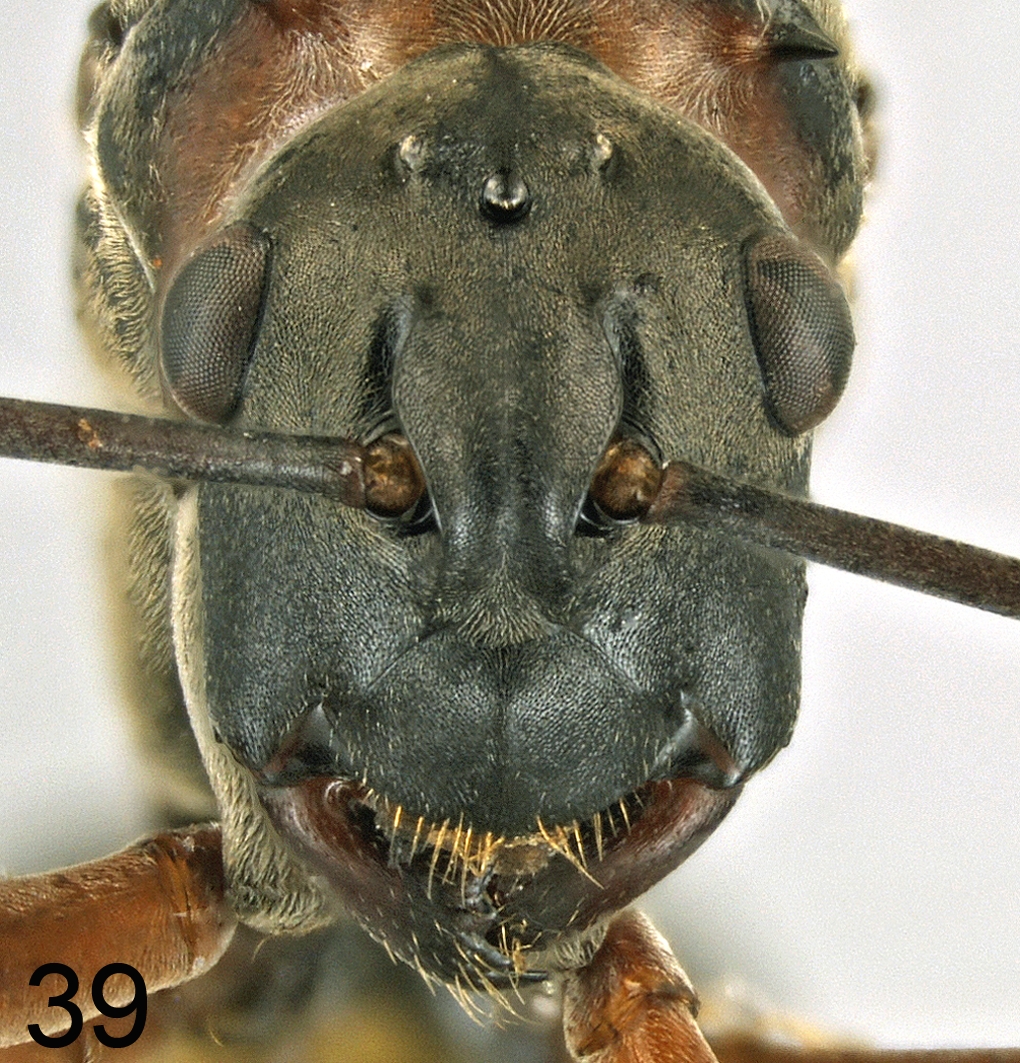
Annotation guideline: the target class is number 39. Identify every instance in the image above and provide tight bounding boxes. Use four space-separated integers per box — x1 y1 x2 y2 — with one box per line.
27 964 147 1049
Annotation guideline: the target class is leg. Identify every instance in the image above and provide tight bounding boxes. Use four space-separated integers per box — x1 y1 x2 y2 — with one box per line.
563 909 719 1063
0 826 233 1049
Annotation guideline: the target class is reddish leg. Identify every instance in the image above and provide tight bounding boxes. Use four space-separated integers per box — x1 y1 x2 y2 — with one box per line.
0 826 233 1049
563 909 719 1063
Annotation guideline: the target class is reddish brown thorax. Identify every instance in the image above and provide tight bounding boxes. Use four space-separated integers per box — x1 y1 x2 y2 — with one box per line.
157 0 815 271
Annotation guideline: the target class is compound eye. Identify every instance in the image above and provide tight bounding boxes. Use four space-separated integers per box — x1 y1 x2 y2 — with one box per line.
160 223 270 423
745 233 855 435
589 437 663 522
364 434 427 518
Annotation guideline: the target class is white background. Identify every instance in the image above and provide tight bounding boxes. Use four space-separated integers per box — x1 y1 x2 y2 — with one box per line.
0 0 1018 1050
